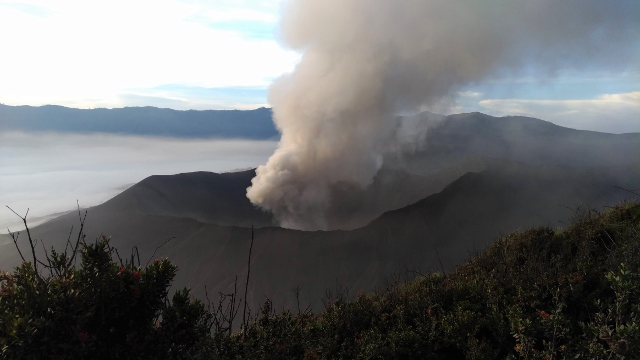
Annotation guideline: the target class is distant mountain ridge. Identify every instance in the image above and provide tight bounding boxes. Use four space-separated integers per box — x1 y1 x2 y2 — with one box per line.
393 112 640 174
0 104 279 139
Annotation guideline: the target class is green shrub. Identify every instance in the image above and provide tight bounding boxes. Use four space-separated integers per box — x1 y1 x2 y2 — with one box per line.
2 203 639 359
211 203 640 359
0 236 213 360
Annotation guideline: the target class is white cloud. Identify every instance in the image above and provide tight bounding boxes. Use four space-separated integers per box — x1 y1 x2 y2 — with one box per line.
114 93 268 110
479 92 640 133
0 0 298 108
458 91 484 98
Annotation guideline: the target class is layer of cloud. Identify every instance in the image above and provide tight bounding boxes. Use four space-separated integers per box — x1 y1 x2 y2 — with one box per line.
115 93 268 110
0 131 277 232
479 92 640 134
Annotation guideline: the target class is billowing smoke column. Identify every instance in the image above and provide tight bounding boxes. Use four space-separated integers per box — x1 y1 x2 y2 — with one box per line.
247 0 640 230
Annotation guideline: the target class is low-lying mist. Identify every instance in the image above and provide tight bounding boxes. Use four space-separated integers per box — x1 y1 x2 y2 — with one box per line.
0 131 277 232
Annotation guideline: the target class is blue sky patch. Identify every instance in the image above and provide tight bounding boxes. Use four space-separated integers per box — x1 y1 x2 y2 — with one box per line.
0 2 54 18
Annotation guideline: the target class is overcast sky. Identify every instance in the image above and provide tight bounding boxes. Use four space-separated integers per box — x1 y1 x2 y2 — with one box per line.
0 0 638 132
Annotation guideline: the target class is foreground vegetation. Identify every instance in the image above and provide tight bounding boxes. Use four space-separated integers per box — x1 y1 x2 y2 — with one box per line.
1 202 639 359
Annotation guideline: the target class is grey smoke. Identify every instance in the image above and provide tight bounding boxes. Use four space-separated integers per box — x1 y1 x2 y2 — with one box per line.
386 112 446 155
247 0 640 230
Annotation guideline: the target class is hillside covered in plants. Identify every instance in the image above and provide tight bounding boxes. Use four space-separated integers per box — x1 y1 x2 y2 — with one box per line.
1 202 639 359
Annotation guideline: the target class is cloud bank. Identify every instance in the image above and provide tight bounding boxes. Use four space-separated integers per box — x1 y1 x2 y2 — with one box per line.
479 91 640 134
247 0 640 230
0 131 277 232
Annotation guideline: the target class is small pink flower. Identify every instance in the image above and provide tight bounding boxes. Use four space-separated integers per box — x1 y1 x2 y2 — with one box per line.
155 259 159 262
540 311 550 319
134 271 140 279
119 268 125 275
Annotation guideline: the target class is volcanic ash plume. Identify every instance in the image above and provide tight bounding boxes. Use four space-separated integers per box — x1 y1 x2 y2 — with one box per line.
246 0 640 230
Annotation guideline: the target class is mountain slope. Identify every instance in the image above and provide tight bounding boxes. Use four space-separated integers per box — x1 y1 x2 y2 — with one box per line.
55 162 481 232
2 161 637 313
394 112 640 174
99 170 274 228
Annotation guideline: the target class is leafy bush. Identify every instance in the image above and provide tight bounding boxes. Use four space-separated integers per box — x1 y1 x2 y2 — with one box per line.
211 203 640 359
0 236 213 359
1 202 639 359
